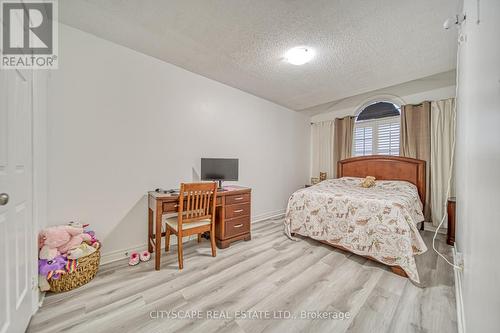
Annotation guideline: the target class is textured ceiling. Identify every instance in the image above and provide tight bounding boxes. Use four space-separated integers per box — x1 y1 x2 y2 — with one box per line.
59 0 459 111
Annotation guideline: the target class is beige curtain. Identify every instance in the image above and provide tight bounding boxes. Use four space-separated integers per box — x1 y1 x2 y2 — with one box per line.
431 98 456 227
311 121 335 179
333 116 354 177
400 101 432 221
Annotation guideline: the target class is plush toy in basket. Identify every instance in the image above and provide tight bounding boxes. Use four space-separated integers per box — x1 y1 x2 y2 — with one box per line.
38 222 101 293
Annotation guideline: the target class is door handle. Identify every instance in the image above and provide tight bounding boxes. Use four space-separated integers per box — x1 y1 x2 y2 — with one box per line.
0 193 9 206
234 209 243 213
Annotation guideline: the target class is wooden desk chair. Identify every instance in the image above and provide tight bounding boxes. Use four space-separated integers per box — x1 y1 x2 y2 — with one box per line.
164 182 217 269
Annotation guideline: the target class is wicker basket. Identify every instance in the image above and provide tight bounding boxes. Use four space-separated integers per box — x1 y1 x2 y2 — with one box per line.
48 246 101 293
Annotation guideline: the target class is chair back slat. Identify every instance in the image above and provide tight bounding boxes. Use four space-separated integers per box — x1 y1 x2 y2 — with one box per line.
178 182 217 227
195 191 200 214
204 191 209 215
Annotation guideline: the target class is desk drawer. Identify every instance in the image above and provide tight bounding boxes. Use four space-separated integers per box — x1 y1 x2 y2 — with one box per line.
162 202 179 213
225 216 250 238
225 193 250 205
162 197 222 213
225 202 250 219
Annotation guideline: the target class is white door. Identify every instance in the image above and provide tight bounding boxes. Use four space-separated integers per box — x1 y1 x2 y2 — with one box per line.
0 69 34 333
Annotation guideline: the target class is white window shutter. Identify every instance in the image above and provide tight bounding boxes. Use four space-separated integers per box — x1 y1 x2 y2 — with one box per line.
353 116 400 156
354 126 373 156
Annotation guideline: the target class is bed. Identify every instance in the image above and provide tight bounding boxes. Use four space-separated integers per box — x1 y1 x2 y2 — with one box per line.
284 156 428 283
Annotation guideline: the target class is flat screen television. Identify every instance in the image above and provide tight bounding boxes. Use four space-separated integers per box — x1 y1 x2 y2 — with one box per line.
201 158 238 189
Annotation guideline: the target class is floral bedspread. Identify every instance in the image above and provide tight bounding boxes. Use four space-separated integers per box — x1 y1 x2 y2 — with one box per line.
284 177 427 282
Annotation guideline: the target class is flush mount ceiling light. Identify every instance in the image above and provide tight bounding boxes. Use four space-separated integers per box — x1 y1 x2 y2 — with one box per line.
284 46 315 65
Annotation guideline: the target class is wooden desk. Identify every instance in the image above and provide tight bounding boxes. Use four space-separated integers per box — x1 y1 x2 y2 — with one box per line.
148 186 252 270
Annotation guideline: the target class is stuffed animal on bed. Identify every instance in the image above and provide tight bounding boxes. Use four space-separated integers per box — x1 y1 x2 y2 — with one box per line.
361 176 376 188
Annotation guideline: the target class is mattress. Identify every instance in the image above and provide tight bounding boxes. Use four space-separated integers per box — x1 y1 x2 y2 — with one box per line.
284 177 427 282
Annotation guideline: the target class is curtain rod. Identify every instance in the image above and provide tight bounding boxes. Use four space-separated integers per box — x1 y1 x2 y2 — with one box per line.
311 115 355 125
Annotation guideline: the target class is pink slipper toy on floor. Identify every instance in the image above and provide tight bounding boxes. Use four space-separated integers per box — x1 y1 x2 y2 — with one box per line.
129 252 140 266
140 251 151 262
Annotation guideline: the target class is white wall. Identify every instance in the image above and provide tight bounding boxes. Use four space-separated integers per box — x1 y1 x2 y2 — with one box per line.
455 0 500 332
47 25 310 257
310 89 456 123
308 70 456 123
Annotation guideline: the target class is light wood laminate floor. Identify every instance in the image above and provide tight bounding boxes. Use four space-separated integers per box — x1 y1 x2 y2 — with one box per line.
28 218 457 333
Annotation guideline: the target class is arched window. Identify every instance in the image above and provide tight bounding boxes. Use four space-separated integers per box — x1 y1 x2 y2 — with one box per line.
353 101 400 156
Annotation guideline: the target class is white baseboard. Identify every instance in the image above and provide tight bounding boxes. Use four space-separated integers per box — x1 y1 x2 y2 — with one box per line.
252 209 285 223
100 234 198 266
100 210 286 266
453 246 466 333
100 243 148 265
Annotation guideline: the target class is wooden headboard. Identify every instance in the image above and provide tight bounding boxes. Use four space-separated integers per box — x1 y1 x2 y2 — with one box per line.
337 155 426 203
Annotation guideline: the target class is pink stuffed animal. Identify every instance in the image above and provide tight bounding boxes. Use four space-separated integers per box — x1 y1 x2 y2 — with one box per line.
39 225 92 260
